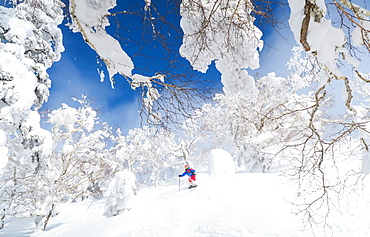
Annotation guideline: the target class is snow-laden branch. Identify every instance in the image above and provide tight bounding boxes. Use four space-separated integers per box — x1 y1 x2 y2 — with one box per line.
69 0 134 83
179 0 263 100
334 0 370 51
289 0 347 75
69 0 169 115
338 0 370 17
287 1 370 221
288 0 365 114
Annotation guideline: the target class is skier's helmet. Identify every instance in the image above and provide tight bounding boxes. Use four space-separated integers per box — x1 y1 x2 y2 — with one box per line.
184 165 189 169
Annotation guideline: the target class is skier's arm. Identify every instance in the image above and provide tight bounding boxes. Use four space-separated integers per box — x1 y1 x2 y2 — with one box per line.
179 172 186 177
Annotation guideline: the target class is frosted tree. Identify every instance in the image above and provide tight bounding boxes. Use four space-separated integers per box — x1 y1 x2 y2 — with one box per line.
0 0 64 172
0 0 64 232
0 97 117 232
114 126 181 187
47 97 117 197
183 48 323 173
285 1 370 230
179 0 370 180
34 97 117 231
0 127 56 232
288 0 370 169
1 0 370 161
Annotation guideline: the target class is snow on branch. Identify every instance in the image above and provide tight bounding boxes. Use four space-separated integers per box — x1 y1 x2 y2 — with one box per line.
288 0 365 114
289 0 346 75
334 0 370 52
69 0 171 115
69 0 134 83
338 0 370 17
179 0 263 99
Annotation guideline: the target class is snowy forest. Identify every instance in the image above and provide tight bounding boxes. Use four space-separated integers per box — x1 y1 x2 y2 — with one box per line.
1 0 370 236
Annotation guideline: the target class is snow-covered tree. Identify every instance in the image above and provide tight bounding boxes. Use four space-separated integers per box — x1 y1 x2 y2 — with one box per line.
0 0 64 171
183 48 324 172
34 97 118 230
288 0 370 169
67 0 204 126
114 126 181 187
47 97 117 197
1 0 370 161
283 1 370 228
0 97 117 231
0 1 65 231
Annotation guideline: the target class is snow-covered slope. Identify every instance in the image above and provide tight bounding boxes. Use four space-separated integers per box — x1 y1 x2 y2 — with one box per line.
4 171 369 237
0 172 350 237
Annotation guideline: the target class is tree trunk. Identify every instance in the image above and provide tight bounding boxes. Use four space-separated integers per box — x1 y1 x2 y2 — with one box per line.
40 203 55 231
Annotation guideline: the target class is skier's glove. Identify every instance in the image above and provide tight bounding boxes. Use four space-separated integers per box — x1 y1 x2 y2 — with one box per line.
178 175 181 177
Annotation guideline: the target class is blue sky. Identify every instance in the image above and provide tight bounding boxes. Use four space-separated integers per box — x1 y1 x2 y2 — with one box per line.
41 1 295 134
44 23 143 132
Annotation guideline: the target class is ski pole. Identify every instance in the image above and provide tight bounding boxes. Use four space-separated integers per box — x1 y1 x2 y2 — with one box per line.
178 177 181 191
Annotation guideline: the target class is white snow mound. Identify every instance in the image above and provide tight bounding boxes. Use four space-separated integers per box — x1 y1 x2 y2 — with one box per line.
104 170 136 217
208 148 235 180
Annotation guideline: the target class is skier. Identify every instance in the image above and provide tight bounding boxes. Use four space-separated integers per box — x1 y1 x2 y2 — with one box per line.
179 164 197 189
